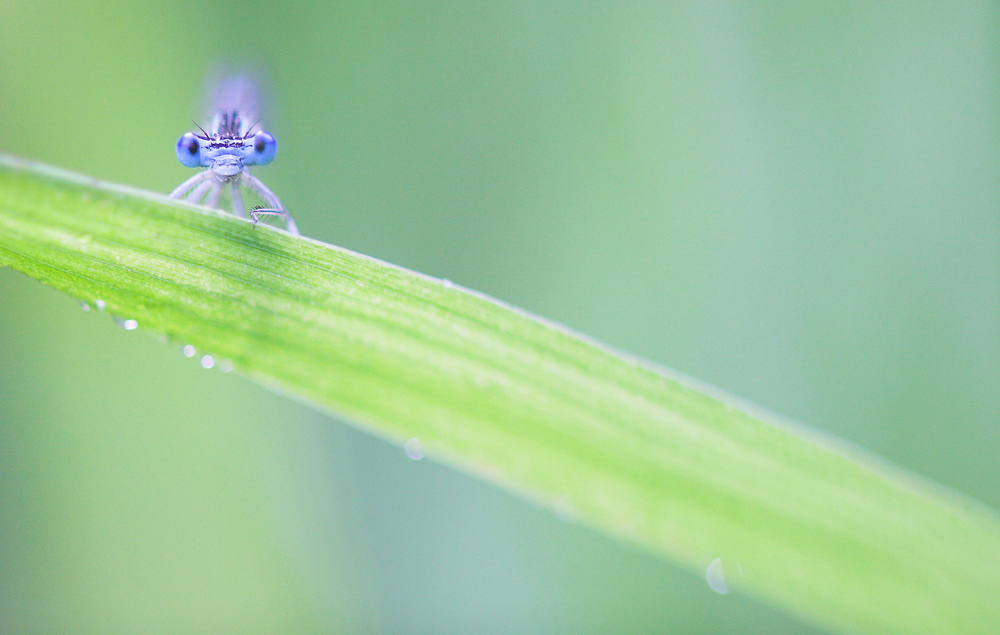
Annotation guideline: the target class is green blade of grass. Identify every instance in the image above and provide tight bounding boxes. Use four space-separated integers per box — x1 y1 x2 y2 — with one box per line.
1 153 998 635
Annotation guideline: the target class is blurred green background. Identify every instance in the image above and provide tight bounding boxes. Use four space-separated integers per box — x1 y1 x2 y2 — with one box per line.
1 2 997 633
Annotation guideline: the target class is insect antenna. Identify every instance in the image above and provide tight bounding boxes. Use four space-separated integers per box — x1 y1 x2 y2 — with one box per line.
244 119 262 138
192 120 211 139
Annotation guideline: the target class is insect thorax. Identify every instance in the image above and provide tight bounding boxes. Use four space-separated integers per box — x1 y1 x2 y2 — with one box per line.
210 110 252 139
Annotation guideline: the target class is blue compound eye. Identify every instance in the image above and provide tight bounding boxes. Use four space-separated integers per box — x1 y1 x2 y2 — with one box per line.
175 132 202 167
251 130 277 165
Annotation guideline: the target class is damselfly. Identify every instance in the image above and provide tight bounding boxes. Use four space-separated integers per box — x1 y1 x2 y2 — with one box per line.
170 75 298 234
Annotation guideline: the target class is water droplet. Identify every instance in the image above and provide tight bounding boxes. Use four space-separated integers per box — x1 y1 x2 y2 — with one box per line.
114 317 139 331
706 558 729 594
182 345 196 358
218 359 235 373
404 438 424 460
94 300 107 311
553 496 577 523
79 301 91 312
201 355 215 369
441 278 453 288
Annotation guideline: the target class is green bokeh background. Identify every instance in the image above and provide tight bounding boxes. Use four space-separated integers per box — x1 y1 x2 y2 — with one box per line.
1 2 997 633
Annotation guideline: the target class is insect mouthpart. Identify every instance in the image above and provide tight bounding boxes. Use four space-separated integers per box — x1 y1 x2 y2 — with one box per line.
211 154 243 180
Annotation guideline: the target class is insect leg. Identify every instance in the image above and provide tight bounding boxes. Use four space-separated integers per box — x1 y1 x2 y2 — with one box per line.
230 181 246 218
169 170 211 199
241 172 298 235
204 181 223 209
187 178 216 203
